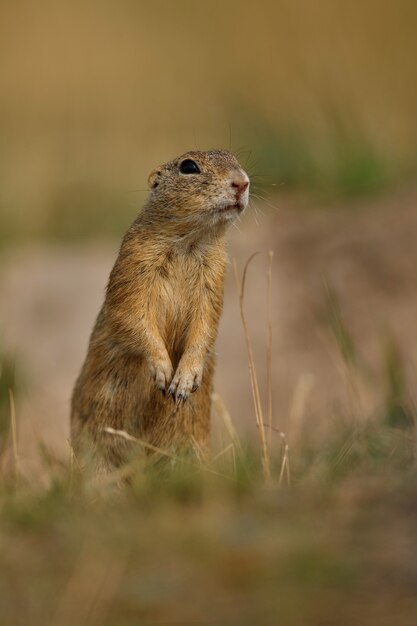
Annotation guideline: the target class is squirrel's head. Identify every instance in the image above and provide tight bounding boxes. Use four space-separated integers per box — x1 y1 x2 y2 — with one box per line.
146 150 250 228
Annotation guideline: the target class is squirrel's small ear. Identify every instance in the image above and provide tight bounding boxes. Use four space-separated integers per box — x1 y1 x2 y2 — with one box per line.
148 169 161 190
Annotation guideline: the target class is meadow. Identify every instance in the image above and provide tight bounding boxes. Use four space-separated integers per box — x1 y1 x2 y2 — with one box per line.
1 243 417 625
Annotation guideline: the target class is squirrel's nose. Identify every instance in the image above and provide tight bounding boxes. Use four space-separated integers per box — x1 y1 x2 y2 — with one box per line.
231 178 249 195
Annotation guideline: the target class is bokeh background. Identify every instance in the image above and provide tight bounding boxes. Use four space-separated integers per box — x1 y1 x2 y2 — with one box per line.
1 0 417 468
1 2 417 625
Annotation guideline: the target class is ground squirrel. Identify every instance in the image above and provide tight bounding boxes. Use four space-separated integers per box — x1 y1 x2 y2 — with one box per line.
70 149 250 471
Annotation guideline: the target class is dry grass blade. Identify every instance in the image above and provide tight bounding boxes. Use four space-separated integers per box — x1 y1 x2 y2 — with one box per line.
279 443 291 487
266 249 274 446
104 427 178 460
66 438 82 472
190 434 208 463
233 254 271 479
212 391 243 454
66 439 83 495
210 442 236 463
288 374 314 443
103 427 235 481
262 422 291 487
8 389 19 485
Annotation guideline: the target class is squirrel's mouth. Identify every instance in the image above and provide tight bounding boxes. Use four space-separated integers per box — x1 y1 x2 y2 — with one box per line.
215 205 241 220
213 198 247 219
220 201 245 213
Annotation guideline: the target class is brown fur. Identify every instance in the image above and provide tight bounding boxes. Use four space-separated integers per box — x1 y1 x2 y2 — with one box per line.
70 149 249 471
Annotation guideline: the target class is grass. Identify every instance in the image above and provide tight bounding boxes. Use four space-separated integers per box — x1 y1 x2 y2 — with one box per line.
233 114 394 199
0 255 417 625
0 409 416 625
0 344 19 458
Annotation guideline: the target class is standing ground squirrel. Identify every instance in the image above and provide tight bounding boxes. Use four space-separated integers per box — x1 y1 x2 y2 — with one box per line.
71 150 249 471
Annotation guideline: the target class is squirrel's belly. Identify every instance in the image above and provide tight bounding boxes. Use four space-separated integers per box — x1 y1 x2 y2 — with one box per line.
158 283 196 354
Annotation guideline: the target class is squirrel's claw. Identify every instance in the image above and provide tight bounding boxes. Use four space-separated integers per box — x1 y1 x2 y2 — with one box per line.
168 367 202 403
150 358 173 395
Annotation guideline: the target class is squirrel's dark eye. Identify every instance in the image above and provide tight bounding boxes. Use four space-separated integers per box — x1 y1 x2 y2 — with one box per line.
179 159 201 174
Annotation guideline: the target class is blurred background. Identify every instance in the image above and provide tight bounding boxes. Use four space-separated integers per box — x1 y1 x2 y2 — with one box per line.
0 0 417 470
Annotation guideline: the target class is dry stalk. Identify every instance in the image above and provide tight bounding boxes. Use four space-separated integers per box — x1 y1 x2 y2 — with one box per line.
104 426 179 460
288 374 314 443
190 434 208 463
263 422 291 487
233 254 271 479
8 389 19 485
212 391 243 454
279 442 291 487
210 442 235 462
66 439 83 472
103 427 234 481
266 249 274 446
66 439 82 495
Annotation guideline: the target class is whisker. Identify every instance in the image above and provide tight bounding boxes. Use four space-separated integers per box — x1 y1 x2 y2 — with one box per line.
251 197 266 214
234 146 252 162
249 198 266 222
252 204 260 226
250 193 281 212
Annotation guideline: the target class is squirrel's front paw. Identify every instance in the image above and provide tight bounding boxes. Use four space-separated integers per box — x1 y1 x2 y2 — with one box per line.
168 363 203 403
149 357 173 393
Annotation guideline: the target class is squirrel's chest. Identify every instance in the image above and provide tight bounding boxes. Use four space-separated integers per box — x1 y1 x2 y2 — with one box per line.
156 252 218 340
157 254 198 315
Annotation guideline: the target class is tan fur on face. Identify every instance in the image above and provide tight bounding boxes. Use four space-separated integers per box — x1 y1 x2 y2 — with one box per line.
70 149 249 471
